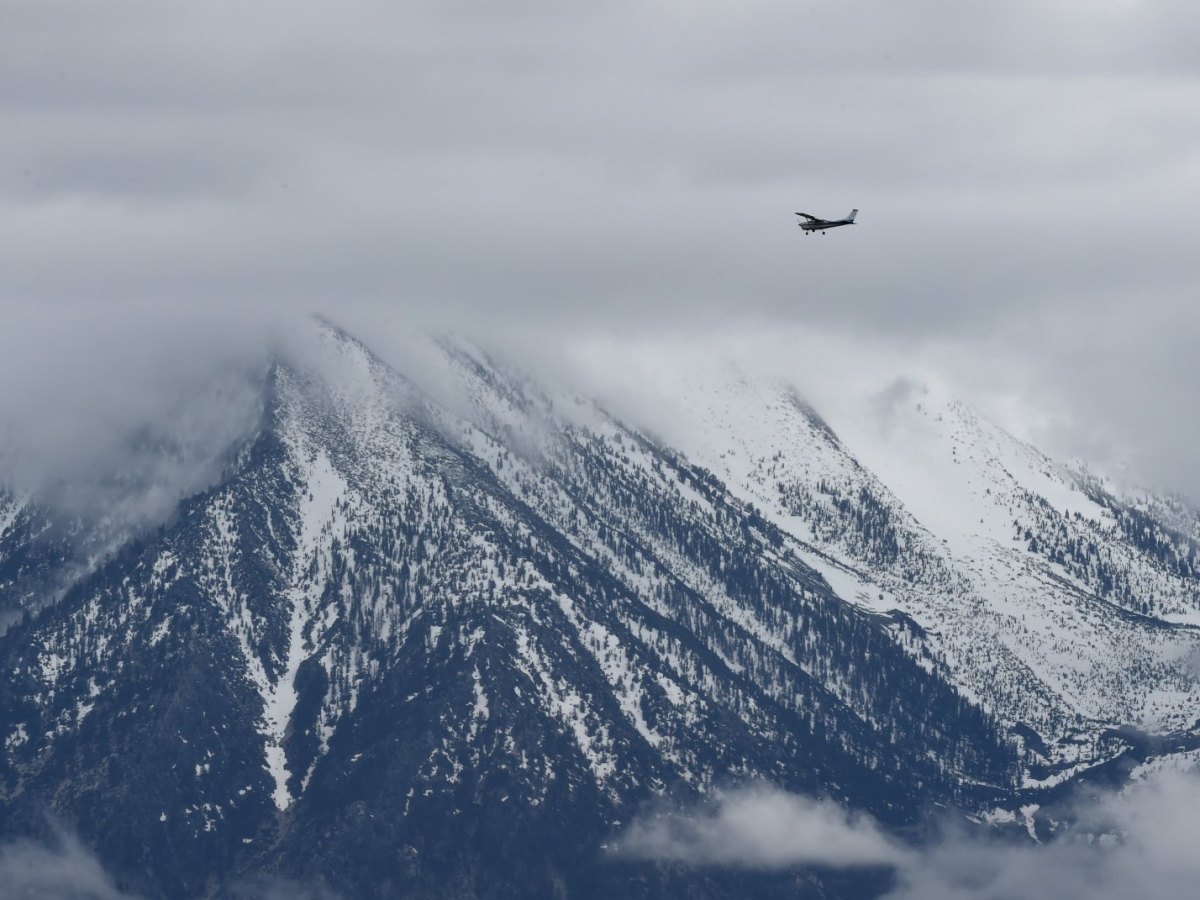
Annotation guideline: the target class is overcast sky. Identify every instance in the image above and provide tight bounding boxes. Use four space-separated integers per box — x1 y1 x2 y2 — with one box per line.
3 1 1200 492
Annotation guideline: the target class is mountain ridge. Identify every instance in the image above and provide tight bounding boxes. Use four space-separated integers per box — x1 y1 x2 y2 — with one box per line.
0 321 1196 897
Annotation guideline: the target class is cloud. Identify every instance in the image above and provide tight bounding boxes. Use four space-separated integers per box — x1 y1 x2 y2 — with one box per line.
887 770 1200 900
0 830 137 900
616 769 1200 900
2 0 1200 498
0 302 275 532
0 827 346 900
223 872 344 899
4 0 1198 324
612 785 905 869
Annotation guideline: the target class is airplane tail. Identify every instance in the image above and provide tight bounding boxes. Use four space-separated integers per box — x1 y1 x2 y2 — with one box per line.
847 209 858 222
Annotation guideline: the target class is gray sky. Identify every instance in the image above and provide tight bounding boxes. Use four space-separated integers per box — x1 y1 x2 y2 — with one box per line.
3 1 1200 492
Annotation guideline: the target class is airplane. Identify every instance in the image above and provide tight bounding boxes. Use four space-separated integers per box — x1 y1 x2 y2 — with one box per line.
795 209 857 234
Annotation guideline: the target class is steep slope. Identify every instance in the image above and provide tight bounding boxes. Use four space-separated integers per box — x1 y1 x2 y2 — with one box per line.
0 492 121 631
0 326 1017 898
0 379 262 634
617 363 1200 778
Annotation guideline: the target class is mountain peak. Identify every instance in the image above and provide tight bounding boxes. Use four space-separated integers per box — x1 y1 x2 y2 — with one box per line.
3 324 1199 896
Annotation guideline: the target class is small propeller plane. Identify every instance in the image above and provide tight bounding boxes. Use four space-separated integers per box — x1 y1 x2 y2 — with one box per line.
795 209 857 234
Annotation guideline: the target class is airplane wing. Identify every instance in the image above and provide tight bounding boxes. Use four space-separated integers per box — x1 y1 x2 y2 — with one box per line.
794 213 820 222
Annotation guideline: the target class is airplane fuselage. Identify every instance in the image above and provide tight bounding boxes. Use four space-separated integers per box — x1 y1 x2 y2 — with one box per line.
795 209 858 234
798 220 853 232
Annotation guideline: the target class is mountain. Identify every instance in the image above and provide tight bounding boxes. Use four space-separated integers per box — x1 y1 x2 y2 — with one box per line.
625 365 1200 780
0 322 1197 897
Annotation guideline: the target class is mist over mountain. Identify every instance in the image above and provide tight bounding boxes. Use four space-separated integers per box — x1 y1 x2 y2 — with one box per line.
6 0 1200 895
2 317 1200 898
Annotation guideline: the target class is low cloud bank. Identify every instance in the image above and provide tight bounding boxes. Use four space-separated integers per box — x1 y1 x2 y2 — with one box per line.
0 829 346 899
617 770 1200 899
891 770 1200 900
0 303 274 531
613 785 906 869
0 830 136 899
224 873 344 899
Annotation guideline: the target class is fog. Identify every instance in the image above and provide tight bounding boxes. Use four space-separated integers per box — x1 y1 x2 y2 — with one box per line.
0 829 137 900
613 784 904 869
1 9 1197 896
0 825 343 900
0 303 271 529
11 771 1200 899
617 770 1200 900
4 1 1199 497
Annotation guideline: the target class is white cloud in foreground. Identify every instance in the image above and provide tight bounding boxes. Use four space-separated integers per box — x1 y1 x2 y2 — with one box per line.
0 827 346 899
617 770 1200 899
613 785 906 869
0 831 136 900
889 770 1200 900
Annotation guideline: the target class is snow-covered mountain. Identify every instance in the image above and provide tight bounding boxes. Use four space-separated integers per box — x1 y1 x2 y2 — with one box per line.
1 321 1197 897
610 363 1200 777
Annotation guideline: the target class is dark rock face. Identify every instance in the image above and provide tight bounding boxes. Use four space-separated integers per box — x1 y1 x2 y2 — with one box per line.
6 324 1185 898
